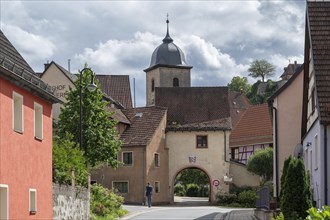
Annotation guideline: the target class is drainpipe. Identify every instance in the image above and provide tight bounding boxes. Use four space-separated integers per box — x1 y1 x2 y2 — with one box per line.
223 130 228 162
324 125 328 205
142 147 146 205
271 106 279 200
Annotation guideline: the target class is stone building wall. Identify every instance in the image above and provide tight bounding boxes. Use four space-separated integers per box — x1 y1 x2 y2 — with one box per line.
52 183 89 220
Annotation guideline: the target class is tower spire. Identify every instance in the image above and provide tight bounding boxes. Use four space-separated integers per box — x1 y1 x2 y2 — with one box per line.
163 13 173 43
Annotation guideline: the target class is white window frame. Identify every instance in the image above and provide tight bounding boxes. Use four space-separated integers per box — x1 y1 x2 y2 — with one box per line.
34 102 43 140
154 181 160 193
122 151 133 166
29 188 37 214
0 184 8 220
13 92 24 133
154 153 160 167
112 181 129 194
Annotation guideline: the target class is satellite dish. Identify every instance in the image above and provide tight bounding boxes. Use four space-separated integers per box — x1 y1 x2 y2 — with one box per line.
293 143 303 158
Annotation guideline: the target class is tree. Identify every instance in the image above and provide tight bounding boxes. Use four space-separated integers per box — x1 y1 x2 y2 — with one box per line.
247 147 273 185
279 156 292 200
57 65 122 167
248 59 275 82
227 76 251 95
281 158 312 220
53 134 88 186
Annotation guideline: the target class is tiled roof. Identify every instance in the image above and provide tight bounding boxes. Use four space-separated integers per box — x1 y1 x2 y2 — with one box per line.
106 106 130 125
0 29 60 103
307 2 330 124
0 29 34 74
155 87 231 131
229 91 250 129
280 62 302 80
96 75 132 109
229 103 273 147
120 106 167 146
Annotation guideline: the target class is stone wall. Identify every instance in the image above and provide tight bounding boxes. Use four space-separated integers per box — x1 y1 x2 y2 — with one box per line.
52 183 89 220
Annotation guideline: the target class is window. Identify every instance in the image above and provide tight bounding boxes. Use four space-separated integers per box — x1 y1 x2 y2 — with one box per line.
0 185 8 219
315 135 318 170
34 102 43 140
196 135 208 148
231 148 239 160
173 78 179 87
122 152 133 166
13 92 23 133
29 189 37 214
151 79 155 92
154 153 160 167
113 181 128 193
154 181 160 193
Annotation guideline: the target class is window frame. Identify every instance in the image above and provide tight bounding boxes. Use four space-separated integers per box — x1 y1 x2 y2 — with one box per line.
112 181 129 194
13 91 24 133
0 184 8 220
173 77 179 87
154 181 160 193
154 153 160 167
151 79 155 92
122 151 133 166
29 188 37 214
34 102 43 140
196 135 208 148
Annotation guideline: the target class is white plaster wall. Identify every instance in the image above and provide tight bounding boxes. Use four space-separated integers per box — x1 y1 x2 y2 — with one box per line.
166 130 230 203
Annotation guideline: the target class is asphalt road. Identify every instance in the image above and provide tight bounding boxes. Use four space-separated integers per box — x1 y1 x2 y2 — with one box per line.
120 197 256 220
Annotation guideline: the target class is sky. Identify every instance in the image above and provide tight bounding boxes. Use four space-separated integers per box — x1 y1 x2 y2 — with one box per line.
0 0 306 107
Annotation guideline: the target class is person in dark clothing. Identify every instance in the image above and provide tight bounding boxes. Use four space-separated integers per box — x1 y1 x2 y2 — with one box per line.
145 182 153 207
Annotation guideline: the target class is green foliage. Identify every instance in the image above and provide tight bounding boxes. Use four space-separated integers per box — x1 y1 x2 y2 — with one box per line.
237 190 256 208
272 212 284 220
248 59 276 82
281 158 312 220
57 65 122 167
216 193 237 205
306 206 330 220
175 168 209 197
52 135 88 186
247 147 273 185
186 184 199 197
174 183 186 196
247 80 278 104
90 184 127 220
227 76 251 95
280 156 292 200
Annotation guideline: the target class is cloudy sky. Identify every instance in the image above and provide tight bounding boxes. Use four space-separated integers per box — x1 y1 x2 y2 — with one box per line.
1 0 306 107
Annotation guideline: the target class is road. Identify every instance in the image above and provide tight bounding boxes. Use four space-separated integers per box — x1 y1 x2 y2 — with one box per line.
120 197 256 220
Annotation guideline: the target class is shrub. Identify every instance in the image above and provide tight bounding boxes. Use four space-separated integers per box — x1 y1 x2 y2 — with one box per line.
174 183 186 196
186 183 199 197
271 212 284 220
237 190 256 207
90 184 127 219
306 206 330 219
216 193 237 205
230 184 255 195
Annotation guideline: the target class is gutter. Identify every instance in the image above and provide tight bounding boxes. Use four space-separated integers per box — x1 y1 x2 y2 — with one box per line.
271 105 279 199
324 124 328 205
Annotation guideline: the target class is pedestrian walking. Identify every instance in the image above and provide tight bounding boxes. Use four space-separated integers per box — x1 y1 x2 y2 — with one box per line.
145 182 153 207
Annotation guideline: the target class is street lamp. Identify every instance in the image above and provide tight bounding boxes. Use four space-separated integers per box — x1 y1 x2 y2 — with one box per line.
79 67 97 161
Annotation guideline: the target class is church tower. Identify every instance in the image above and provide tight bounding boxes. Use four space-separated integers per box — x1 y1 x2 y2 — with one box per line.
144 17 192 106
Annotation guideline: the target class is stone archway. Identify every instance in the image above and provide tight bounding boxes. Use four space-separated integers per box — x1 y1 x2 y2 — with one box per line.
171 166 212 205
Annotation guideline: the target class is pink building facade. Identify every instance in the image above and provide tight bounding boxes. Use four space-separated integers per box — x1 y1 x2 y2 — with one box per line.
0 30 59 219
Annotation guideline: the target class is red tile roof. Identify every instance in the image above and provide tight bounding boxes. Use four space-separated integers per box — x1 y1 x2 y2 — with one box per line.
229 91 250 129
120 106 167 146
155 87 232 131
96 75 132 109
229 103 273 147
307 2 330 124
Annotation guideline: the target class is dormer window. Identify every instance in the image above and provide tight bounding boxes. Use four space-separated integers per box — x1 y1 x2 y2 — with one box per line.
173 78 179 87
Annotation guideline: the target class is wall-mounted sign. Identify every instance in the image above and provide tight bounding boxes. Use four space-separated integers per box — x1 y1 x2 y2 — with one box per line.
212 179 220 187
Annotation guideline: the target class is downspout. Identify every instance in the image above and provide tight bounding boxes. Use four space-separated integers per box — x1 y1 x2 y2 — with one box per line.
324 125 328 205
271 106 279 200
224 130 228 162
142 147 146 205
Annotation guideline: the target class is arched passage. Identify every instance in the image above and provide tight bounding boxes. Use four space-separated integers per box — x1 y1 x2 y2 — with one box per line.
171 166 211 205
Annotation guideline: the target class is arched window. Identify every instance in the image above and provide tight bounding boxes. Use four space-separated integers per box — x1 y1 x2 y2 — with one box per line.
173 78 179 87
151 79 155 92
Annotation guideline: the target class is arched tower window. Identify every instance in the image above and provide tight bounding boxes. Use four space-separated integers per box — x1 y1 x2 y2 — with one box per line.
151 79 155 92
173 78 179 87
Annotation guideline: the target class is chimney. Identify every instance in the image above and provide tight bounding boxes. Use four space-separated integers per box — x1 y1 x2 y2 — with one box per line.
44 61 50 71
68 59 71 72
